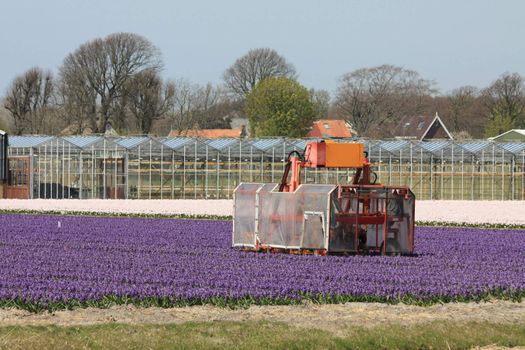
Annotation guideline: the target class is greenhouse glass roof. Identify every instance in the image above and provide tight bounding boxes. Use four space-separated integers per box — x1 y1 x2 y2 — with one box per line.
206 138 240 151
162 137 199 151
116 136 165 151
377 140 411 153
459 141 493 154
62 136 125 151
6 135 525 158
116 136 150 149
498 142 525 154
293 139 308 150
418 141 451 154
62 135 103 149
250 138 285 152
9 135 55 148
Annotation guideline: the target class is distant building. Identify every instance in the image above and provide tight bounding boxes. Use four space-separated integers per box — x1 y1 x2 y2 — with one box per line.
307 119 353 139
230 118 250 136
0 130 7 199
488 129 525 142
104 122 119 137
168 127 245 138
60 125 94 136
391 113 452 141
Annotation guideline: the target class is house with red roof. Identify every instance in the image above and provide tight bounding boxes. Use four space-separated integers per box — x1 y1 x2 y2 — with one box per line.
168 127 245 138
307 119 353 139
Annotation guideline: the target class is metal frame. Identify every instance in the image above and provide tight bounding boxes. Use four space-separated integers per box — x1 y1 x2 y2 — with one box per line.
5 136 525 200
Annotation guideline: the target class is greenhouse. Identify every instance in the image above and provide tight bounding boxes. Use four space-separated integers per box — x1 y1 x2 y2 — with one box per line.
6 135 525 200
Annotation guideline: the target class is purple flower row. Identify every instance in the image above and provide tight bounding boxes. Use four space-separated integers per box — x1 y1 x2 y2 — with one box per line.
0 214 524 306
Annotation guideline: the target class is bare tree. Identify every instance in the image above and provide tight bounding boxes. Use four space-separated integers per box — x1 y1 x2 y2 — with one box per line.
0 106 11 131
334 65 435 137
3 67 55 134
59 32 162 133
223 48 297 98
193 84 233 129
124 70 175 134
168 80 234 133
169 79 202 133
309 89 331 119
447 86 479 132
55 72 97 134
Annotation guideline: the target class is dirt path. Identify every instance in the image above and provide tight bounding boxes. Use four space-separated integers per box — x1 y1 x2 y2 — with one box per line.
1 301 524 333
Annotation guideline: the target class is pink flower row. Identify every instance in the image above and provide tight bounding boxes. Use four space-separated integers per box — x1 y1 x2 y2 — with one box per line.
0 199 523 224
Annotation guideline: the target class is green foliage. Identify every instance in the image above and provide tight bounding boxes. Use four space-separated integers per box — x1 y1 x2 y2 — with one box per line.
246 77 315 137
1 288 524 313
485 106 515 138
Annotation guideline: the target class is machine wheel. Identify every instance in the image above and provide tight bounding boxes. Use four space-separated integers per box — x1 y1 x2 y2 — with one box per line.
380 238 401 255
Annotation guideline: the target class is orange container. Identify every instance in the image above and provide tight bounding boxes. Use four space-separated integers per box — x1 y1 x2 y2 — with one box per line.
307 141 364 168
325 142 364 168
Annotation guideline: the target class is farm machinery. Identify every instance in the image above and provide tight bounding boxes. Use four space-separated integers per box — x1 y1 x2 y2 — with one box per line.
233 140 415 255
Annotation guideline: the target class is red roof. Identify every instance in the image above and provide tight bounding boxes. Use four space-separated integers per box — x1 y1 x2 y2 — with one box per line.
307 120 352 138
168 128 242 138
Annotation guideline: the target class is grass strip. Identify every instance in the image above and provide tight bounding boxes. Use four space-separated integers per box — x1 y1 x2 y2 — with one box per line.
0 321 524 350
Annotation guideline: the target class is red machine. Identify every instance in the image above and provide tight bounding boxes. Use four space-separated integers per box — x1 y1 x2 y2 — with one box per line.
233 141 415 255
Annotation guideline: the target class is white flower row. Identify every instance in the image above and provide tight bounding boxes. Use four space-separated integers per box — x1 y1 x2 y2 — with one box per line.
416 200 525 225
0 199 523 225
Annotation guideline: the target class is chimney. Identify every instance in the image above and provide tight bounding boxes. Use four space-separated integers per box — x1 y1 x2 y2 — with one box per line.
240 125 246 138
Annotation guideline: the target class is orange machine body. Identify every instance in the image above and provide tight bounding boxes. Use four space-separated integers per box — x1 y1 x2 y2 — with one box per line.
281 141 369 193
305 141 364 168
233 140 416 256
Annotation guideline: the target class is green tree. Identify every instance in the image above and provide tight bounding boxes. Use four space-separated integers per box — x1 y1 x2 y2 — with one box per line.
246 77 315 137
484 103 515 137
482 72 525 131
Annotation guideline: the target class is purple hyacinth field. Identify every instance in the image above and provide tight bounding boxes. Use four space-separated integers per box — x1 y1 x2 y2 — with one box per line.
0 214 524 310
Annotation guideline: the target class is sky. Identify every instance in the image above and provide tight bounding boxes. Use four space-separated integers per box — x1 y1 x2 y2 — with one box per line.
0 0 524 96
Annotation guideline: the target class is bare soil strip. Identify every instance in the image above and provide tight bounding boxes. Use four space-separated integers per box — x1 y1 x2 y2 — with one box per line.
1 301 524 333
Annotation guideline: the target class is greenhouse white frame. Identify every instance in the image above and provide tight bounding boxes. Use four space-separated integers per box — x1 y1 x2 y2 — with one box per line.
6 135 525 200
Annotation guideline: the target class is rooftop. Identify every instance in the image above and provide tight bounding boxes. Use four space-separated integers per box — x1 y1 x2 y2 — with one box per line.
168 128 242 138
390 114 452 140
307 119 353 138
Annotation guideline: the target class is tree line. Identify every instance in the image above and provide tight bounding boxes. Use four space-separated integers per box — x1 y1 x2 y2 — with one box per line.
2 32 524 139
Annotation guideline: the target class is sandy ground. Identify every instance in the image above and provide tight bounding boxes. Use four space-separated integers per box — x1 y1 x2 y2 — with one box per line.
0 199 524 224
1 301 524 333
